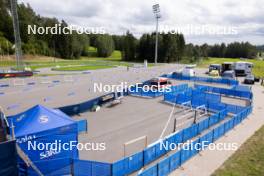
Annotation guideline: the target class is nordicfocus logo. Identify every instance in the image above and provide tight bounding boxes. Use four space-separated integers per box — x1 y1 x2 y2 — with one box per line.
93 82 172 93
27 140 106 158
160 140 238 151
39 115 49 124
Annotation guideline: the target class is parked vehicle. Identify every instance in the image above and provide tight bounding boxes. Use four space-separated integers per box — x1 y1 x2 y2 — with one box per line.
221 62 234 74
234 61 253 76
244 74 255 84
208 64 221 76
209 70 220 77
209 64 221 73
146 77 172 89
0 70 33 78
182 65 196 77
222 70 236 79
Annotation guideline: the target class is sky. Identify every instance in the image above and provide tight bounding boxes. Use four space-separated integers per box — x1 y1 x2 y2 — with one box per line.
18 0 264 45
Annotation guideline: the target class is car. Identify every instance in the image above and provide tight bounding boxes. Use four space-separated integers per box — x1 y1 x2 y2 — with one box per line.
222 70 236 79
209 64 221 73
209 70 220 77
244 74 255 84
146 77 172 90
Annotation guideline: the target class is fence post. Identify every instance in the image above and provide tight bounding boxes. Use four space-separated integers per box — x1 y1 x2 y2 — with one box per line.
173 118 177 133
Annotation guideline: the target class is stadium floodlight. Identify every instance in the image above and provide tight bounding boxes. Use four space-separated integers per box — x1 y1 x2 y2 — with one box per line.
152 4 161 65
10 0 23 70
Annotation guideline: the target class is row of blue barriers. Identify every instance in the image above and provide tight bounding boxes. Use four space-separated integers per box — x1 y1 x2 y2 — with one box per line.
111 109 228 176
164 88 247 114
128 84 189 98
163 74 239 86
194 84 253 100
15 104 252 176
19 158 112 176
138 106 252 176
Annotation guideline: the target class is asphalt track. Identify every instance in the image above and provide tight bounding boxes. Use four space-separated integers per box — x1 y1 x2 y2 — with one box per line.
74 96 210 162
0 65 231 116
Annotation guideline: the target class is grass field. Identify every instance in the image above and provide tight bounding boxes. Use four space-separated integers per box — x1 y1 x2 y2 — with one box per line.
198 57 264 78
52 65 114 71
0 48 162 71
0 49 133 71
212 125 264 176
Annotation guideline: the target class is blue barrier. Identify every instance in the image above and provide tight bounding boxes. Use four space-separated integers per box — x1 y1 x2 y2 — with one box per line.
194 84 252 100
138 164 158 176
155 141 167 158
223 104 243 114
191 138 200 157
158 157 170 176
79 97 101 113
130 84 189 98
59 104 81 116
199 130 213 148
167 74 239 86
169 150 181 172
112 152 143 176
73 159 111 176
209 113 219 127
198 118 209 134
112 158 128 176
25 158 72 176
144 144 156 165
128 152 144 174
169 84 189 94
77 120 88 133
180 143 191 163
213 124 225 141
232 85 251 92
137 107 251 176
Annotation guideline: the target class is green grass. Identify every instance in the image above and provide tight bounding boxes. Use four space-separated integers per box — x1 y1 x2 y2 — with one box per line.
0 50 129 70
52 65 114 71
110 50 122 60
198 57 264 78
212 125 264 176
0 49 160 71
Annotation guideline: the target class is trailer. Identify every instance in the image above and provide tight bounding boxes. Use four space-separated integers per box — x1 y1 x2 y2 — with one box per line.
234 61 253 76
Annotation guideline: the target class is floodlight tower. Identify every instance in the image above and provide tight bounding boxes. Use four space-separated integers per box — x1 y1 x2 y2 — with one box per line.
10 0 23 70
152 4 161 65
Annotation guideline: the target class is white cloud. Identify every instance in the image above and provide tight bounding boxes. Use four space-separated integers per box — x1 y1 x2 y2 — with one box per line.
18 0 264 45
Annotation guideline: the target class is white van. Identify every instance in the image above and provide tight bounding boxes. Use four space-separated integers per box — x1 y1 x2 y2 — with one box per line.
182 65 196 77
234 61 253 76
